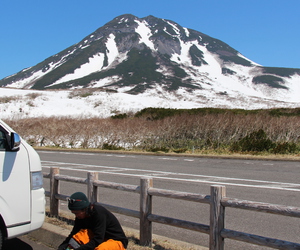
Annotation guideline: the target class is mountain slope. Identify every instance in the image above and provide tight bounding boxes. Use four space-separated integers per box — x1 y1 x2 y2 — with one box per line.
1 14 299 107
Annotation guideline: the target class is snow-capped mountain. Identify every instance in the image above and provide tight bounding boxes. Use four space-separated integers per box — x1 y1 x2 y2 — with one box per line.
0 14 299 118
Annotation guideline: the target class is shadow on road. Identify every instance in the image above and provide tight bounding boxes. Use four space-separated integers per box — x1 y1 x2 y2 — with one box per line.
3 238 33 250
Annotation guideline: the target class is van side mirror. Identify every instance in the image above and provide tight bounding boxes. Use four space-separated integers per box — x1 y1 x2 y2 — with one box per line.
10 132 21 151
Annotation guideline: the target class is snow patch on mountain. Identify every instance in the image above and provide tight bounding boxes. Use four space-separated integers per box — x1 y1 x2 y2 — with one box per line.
135 20 155 50
7 69 42 89
183 27 190 37
106 34 120 65
92 75 122 88
287 74 300 102
164 20 181 36
50 53 106 87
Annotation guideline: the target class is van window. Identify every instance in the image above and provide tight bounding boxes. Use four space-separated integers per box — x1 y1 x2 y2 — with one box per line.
0 130 7 149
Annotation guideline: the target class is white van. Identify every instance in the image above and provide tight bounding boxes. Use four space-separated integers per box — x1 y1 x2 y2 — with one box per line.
0 119 45 249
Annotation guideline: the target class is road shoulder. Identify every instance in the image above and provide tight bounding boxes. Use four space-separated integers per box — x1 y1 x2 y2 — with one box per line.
28 217 208 250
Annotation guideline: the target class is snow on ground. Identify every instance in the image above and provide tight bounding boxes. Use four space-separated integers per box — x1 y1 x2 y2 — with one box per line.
284 74 300 102
0 87 299 120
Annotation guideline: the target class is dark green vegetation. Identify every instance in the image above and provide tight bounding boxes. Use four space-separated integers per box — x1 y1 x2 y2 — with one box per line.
262 67 300 77
132 107 300 120
252 75 288 89
229 129 298 154
5 107 300 156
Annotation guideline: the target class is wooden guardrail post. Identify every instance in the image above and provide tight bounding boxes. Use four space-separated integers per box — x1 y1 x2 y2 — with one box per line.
210 185 226 250
140 177 153 246
50 167 60 216
87 172 98 203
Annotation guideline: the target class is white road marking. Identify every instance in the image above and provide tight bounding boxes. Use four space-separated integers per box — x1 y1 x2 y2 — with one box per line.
184 159 195 162
158 157 177 160
42 160 300 192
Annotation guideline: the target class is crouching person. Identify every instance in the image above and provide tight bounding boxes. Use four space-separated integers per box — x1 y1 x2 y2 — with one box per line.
58 192 128 250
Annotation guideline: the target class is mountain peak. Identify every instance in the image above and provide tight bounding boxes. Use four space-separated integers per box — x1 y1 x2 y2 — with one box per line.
0 14 299 106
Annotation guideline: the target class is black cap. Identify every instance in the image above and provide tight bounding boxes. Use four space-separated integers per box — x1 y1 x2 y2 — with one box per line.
68 192 90 210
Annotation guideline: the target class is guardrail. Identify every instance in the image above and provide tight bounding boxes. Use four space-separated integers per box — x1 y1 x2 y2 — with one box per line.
44 167 300 249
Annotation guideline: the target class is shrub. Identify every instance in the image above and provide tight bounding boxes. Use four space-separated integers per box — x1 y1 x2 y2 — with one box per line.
230 129 275 152
68 89 94 98
147 146 169 153
111 113 128 119
102 143 124 150
26 93 42 99
272 142 298 154
0 95 21 103
173 148 188 153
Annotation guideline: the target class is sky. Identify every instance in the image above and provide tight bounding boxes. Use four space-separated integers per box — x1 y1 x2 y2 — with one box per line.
1 0 299 80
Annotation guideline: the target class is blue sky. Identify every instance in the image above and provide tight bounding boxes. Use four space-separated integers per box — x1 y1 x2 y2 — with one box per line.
1 0 299 80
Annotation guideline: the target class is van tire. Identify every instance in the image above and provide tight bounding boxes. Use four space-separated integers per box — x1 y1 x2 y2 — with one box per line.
0 229 2 250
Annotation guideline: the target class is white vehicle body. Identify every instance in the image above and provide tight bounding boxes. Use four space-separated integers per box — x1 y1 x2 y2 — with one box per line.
0 119 45 248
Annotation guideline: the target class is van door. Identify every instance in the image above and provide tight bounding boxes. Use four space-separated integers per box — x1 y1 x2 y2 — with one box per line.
0 127 31 229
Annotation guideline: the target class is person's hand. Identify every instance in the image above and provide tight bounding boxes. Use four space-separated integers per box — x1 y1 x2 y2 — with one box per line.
57 243 69 250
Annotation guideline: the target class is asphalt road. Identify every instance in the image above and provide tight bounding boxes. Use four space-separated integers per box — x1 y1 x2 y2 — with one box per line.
39 150 300 249
2 235 53 250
